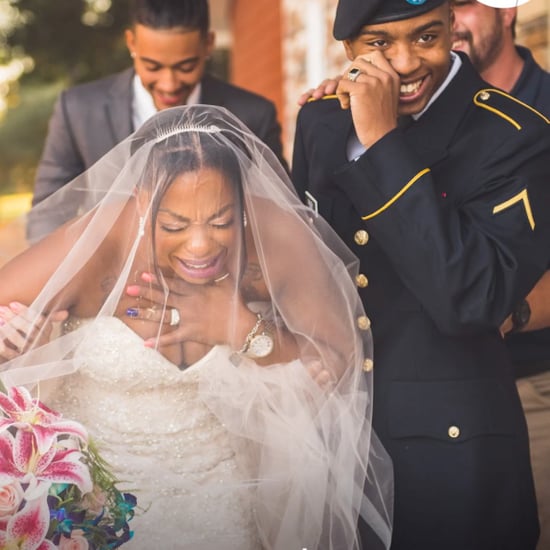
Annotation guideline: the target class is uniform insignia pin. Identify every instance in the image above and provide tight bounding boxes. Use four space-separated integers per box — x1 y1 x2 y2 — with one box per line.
305 191 319 216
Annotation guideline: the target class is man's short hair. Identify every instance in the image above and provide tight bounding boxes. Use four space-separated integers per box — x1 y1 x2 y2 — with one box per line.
129 0 210 36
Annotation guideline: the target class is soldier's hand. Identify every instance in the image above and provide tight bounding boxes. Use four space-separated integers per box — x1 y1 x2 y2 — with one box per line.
336 52 400 148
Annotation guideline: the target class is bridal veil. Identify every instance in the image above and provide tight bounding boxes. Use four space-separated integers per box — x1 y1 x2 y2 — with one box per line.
0 105 393 549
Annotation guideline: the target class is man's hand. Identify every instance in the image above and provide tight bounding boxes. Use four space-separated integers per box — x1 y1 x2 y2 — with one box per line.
336 52 401 148
0 302 68 361
305 359 337 391
297 77 341 106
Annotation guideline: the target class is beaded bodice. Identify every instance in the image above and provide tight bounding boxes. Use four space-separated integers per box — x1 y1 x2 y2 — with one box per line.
48 316 258 549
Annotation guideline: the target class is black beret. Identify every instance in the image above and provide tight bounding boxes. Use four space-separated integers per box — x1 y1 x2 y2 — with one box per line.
333 0 448 40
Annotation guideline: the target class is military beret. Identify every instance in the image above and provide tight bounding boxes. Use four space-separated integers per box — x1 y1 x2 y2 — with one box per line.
333 0 448 40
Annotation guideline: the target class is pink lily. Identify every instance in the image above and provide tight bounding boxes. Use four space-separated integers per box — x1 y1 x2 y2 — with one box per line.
0 430 92 495
0 495 56 550
0 386 88 455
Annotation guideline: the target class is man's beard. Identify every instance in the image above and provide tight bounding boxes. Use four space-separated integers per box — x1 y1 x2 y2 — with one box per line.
453 17 504 74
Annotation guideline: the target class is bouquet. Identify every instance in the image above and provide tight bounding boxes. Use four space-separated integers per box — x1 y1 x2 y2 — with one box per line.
0 384 136 549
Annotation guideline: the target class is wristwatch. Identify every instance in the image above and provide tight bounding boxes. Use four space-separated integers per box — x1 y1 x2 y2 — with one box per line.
510 298 531 334
240 313 274 359
246 331 274 358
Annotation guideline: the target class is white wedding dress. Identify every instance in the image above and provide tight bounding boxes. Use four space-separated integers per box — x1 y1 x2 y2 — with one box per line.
0 105 392 549
46 316 260 549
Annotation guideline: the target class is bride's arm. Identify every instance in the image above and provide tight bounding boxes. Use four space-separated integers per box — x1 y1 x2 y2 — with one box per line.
0 224 81 361
0 209 121 360
0 195 141 316
0 223 83 309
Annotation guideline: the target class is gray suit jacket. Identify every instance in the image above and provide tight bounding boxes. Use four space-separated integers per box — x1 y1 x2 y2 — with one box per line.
32 68 286 205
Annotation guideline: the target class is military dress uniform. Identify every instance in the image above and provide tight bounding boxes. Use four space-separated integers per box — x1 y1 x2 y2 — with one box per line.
292 53 550 549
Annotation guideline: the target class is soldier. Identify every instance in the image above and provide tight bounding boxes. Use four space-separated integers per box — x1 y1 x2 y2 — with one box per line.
292 0 550 548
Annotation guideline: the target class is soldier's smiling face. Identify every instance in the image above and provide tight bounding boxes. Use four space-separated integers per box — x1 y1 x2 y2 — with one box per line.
344 3 454 116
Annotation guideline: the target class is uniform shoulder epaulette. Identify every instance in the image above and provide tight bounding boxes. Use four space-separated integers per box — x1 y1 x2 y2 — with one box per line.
474 88 549 130
306 94 339 103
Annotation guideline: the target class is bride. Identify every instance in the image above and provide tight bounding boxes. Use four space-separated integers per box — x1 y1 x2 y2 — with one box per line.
0 105 392 549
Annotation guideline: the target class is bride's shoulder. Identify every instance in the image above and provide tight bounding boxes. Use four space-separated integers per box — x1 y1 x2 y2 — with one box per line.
67 202 141 315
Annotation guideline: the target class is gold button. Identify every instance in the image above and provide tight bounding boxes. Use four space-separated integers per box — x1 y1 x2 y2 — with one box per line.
357 316 371 330
354 230 369 246
356 274 369 288
479 91 490 101
363 358 374 372
448 425 460 439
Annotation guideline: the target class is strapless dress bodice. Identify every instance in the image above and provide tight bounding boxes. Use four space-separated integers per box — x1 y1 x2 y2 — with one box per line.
46 316 259 549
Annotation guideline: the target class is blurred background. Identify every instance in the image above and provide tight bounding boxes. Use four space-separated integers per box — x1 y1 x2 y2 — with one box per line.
0 0 548 222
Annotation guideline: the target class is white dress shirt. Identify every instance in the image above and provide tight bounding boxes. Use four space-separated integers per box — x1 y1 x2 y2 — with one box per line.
131 75 202 131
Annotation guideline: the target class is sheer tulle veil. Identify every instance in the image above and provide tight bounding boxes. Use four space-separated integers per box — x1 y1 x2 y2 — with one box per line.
0 105 393 548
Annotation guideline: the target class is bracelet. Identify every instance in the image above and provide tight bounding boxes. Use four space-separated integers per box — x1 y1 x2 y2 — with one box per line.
238 313 264 354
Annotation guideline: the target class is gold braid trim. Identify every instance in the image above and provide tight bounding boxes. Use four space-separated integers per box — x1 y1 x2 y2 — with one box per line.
306 94 338 103
492 188 535 230
474 89 550 130
361 168 431 221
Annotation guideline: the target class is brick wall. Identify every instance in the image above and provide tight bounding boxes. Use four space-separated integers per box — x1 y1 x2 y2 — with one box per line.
230 0 287 158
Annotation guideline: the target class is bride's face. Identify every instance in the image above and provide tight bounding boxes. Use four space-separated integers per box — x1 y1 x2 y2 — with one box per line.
154 167 241 285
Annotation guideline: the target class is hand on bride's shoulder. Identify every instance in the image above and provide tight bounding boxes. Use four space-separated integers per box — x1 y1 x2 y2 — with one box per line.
0 302 68 362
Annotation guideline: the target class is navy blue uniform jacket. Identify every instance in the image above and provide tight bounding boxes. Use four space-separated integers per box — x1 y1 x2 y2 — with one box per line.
292 54 550 549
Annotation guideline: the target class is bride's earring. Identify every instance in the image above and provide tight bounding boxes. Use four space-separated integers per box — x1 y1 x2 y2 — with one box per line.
243 211 248 227
138 216 145 237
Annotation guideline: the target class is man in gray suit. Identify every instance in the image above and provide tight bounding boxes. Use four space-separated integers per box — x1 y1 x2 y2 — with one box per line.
30 0 285 228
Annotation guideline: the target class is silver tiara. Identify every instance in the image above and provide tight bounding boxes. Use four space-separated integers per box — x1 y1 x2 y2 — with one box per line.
155 123 221 143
